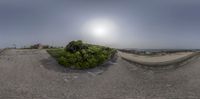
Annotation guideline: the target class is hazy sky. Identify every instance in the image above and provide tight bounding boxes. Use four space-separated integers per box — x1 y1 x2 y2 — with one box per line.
0 0 200 49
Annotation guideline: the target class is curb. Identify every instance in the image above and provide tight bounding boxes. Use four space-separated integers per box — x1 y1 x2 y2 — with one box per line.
0 49 6 55
120 52 200 69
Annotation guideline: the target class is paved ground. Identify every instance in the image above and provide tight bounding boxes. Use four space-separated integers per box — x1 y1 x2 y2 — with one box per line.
0 49 200 99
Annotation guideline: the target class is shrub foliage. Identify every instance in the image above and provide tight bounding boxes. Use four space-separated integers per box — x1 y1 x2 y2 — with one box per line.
47 40 116 69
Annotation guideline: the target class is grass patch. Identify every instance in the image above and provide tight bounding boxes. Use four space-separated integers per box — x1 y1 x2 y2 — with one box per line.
47 40 116 69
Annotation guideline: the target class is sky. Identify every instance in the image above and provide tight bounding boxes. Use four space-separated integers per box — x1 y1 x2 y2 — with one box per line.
0 0 200 49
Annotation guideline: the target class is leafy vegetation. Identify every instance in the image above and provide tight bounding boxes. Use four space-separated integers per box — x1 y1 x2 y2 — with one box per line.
47 40 116 69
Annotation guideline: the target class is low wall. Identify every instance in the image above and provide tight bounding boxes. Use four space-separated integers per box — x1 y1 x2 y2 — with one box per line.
120 52 199 68
0 49 6 55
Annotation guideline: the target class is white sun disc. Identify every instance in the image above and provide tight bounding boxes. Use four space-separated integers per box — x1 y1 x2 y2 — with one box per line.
85 19 116 38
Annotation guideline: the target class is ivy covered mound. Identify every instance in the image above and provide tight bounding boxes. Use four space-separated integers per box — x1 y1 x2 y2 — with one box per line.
47 40 116 69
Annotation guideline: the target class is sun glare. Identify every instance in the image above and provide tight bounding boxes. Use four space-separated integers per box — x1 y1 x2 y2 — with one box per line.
91 24 108 37
84 19 117 38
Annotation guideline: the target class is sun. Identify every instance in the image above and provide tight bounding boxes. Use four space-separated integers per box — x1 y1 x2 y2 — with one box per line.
91 24 109 37
84 19 117 38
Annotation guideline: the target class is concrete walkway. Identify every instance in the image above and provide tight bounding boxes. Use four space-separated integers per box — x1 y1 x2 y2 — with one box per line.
0 49 200 99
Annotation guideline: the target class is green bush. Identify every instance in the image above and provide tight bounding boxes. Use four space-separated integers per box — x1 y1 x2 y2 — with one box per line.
65 40 88 53
47 40 116 69
58 56 68 66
